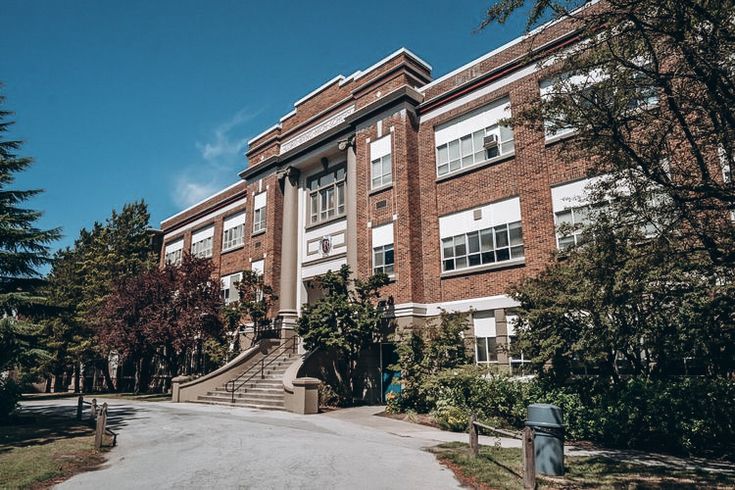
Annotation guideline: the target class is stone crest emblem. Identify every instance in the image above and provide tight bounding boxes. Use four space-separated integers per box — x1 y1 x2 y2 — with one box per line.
320 236 332 255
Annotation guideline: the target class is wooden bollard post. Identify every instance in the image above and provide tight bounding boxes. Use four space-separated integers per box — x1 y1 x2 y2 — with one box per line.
469 414 479 458
522 426 536 490
94 403 108 450
76 395 83 421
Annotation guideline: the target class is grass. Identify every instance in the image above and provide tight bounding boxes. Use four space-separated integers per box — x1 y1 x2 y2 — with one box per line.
431 442 735 489
0 408 110 488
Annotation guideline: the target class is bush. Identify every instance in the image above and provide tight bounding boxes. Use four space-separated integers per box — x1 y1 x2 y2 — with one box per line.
425 371 735 455
433 401 469 432
0 378 21 422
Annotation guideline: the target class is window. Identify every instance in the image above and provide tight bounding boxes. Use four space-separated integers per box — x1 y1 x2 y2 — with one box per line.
307 165 345 225
474 311 497 364
439 197 524 274
541 65 657 141
370 135 392 189
434 97 514 177
373 245 394 276
164 239 183 265
191 226 214 258
551 177 606 249
253 192 267 234
506 314 530 367
222 212 245 251
220 272 243 304
441 223 523 272
555 205 595 249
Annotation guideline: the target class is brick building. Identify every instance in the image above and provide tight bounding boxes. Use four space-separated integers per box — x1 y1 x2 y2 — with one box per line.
160 14 599 381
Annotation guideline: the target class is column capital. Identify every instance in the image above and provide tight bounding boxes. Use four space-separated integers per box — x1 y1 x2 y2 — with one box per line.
276 166 300 187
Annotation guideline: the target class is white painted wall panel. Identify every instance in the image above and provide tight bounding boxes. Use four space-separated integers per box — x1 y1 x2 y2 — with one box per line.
434 97 511 147
551 177 600 212
254 192 267 210
302 257 346 279
371 222 394 248
251 259 264 275
473 311 497 337
223 211 246 229
164 239 184 253
370 134 392 160
439 197 521 238
191 225 214 243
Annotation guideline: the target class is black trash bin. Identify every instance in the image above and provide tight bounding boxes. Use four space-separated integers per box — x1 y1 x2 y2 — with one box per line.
526 403 564 476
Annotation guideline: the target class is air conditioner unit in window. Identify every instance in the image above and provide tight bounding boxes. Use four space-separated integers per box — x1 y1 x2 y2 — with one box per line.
483 134 499 150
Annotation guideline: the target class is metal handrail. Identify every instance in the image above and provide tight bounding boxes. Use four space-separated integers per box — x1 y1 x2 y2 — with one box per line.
224 337 297 403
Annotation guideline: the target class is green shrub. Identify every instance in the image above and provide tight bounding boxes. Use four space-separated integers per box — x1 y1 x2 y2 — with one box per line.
433 401 469 432
426 372 735 455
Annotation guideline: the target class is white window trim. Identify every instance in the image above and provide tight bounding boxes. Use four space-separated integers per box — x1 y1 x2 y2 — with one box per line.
253 193 267 234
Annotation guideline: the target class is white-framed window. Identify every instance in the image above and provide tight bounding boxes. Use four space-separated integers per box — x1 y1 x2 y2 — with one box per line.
220 272 243 304
253 192 267 234
251 259 264 276
439 197 524 273
434 97 514 177
551 177 605 249
222 212 245 251
371 223 394 276
370 135 393 189
307 165 346 225
164 239 184 265
473 311 497 364
506 314 530 366
191 226 214 258
540 66 657 141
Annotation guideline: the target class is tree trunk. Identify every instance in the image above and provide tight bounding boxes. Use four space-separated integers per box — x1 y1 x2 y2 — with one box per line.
74 362 81 393
133 356 142 395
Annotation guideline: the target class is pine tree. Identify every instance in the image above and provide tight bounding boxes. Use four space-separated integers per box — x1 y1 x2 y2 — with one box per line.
0 88 59 415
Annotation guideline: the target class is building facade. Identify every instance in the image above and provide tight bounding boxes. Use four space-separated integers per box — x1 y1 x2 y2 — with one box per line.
160 14 599 374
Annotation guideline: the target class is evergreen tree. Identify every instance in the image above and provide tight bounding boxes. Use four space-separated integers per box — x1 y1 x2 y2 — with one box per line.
0 88 59 415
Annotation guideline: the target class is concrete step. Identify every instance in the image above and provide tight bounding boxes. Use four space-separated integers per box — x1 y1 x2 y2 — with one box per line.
192 399 285 411
197 395 285 408
208 389 282 398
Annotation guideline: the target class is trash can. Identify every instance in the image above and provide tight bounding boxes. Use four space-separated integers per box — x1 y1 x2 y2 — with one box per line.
526 403 564 476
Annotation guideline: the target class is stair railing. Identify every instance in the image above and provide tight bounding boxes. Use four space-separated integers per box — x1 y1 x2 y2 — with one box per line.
224 337 298 403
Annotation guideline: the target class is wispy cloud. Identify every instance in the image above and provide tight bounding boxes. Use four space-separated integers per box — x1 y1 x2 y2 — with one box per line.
171 108 257 209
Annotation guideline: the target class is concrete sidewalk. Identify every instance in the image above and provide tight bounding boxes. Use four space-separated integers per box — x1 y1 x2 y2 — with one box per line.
327 405 735 477
19 399 461 490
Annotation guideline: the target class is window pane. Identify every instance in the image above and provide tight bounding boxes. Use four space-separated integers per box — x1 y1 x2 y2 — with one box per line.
473 131 484 154
460 135 473 158
336 167 345 181
448 140 460 160
373 249 384 267
462 155 474 166
509 222 523 246
385 263 394 275
437 145 448 164
496 248 510 261
469 254 481 266
556 210 573 226
480 229 493 252
476 338 488 363
495 225 509 248
487 337 498 362
383 154 392 177
499 125 514 143
454 235 467 256
438 164 449 175
442 238 454 258
456 256 468 269
467 231 480 254
481 251 495 263
372 159 381 180
384 246 394 266
511 245 524 258
443 259 455 271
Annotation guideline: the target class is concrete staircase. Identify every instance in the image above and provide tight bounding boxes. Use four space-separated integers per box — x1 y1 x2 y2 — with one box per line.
195 352 297 410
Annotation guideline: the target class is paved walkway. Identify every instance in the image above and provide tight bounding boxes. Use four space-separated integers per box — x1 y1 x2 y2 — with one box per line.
19 399 460 490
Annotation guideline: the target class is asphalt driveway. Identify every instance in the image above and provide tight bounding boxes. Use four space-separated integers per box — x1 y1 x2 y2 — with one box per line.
19 399 460 489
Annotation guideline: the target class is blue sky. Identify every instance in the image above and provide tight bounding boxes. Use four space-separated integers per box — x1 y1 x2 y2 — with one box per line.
2 0 530 253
